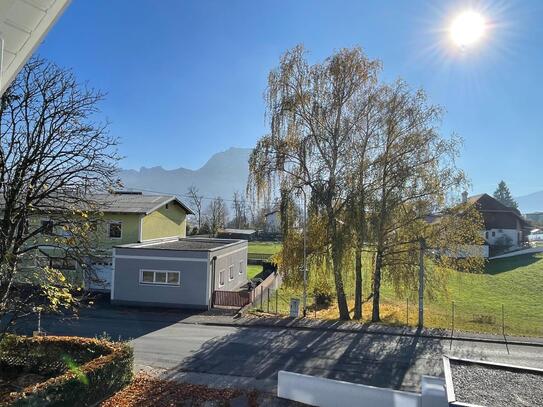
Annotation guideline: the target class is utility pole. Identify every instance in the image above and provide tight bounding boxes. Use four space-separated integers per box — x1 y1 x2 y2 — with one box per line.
302 186 308 317
418 238 425 329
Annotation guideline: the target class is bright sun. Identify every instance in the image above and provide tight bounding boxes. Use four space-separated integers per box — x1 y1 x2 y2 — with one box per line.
450 11 487 48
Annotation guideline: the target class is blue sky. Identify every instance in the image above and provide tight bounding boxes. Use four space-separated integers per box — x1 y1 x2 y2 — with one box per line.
37 0 542 196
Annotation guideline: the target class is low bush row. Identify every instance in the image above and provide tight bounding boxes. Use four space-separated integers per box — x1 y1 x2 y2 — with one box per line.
0 335 133 406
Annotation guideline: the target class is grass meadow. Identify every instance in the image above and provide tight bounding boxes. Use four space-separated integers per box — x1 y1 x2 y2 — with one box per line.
249 241 543 337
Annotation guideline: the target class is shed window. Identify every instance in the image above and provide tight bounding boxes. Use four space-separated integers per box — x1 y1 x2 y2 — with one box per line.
140 270 180 286
239 260 244 275
492 231 495 237
219 269 225 286
108 221 122 239
142 271 154 283
229 265 234 280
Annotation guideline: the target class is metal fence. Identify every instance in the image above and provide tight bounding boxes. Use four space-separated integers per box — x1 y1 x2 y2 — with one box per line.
212 290 252 308
250 289 543 337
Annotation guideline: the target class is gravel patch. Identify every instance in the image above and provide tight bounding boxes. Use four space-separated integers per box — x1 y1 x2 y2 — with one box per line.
450 361 543 406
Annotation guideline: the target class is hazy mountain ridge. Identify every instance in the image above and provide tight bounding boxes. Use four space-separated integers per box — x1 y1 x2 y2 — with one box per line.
516 190 543 214
119 146 543 213
118 147 252 201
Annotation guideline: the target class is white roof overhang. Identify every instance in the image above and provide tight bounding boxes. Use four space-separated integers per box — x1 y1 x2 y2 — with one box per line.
0 0 71 95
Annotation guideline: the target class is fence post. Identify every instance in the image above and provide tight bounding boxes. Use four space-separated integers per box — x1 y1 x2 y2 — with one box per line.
267 288 270 313
450 301 455 350
502 303 510 354
260 285 263 310
406 298 409 326
418 238 425 329
501 303 505 336
275 290 278 314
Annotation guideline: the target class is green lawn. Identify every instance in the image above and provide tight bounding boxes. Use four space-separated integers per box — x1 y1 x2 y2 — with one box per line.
247 264 263 280
255 252 543 337
248 242 282 255
425 253 543 336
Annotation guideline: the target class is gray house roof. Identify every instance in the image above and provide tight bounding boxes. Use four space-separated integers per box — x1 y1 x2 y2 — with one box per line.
90 192 194 215
117 237 245 251
0 191 193 215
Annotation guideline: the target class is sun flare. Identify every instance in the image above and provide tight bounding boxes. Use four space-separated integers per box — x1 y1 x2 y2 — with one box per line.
450 11 487 48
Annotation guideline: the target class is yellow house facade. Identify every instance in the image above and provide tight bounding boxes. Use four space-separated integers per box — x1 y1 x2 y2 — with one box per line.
86 192 193 290
19 192 193 290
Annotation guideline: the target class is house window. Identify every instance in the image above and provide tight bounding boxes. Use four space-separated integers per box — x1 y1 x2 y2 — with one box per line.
229 265 234 280
108 221 122 239
41 219 54 235
219 269 225 286
140 270 180 286
485 231 489 240
492 231 495 237
50 257 76 270
239 260 244 275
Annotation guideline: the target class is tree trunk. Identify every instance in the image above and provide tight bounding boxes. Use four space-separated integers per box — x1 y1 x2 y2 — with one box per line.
331 241 350 320
354 248 362 319
372 250 383 322
327 203 350 321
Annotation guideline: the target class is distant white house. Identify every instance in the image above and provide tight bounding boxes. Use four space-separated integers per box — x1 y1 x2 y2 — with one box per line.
528 228 543 242
466 193 531 249
428 192 532 258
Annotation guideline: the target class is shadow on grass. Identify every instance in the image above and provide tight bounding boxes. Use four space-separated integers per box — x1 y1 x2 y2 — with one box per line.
162 324 480 392
485 253 541 275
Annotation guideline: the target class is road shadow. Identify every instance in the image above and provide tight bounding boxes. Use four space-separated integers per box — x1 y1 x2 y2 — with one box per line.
11 299 234 341
162 325 481 392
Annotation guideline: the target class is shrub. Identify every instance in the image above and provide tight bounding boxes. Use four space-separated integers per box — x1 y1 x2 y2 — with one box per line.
0 335 133 406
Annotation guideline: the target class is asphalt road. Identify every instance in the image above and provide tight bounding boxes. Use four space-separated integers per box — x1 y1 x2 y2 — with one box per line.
16 310 543 393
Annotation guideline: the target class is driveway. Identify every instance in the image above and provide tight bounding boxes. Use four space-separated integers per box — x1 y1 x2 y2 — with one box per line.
15 307 543 393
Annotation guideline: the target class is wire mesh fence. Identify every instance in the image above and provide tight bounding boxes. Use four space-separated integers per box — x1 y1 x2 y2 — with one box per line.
249 286 543 337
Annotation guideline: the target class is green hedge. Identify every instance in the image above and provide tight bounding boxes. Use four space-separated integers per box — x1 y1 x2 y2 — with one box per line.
0 335 133 406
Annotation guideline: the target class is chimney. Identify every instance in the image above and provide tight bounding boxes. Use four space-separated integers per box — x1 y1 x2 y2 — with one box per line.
462 191 468 203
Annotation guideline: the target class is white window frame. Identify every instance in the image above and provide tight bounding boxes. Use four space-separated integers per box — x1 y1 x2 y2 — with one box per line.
239 260 243 275
108 221 123 239
139 269 180 286
219 269 225 287
229 265 234 281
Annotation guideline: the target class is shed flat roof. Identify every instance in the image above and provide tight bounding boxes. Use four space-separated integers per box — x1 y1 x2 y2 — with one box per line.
116 238 245 252
218 228 256 235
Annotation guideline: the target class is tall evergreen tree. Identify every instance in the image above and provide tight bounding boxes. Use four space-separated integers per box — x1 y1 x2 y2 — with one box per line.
493 181 518 209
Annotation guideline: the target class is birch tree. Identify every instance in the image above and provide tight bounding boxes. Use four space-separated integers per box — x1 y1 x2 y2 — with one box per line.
367 80 482 322
249 45 380 320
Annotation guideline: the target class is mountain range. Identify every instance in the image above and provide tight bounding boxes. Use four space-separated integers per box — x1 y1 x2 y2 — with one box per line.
516 191 543 214
118 146 543 213
118 147 252 203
